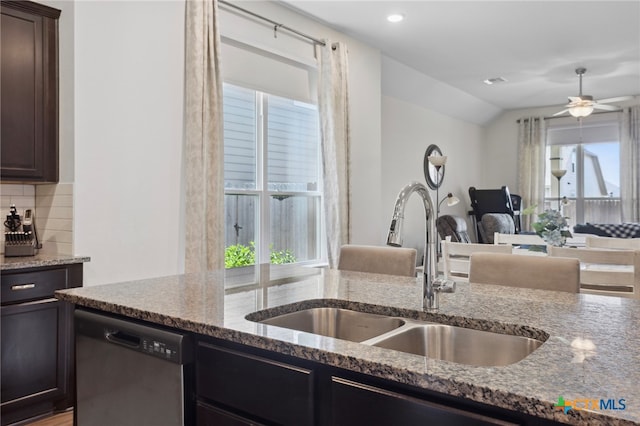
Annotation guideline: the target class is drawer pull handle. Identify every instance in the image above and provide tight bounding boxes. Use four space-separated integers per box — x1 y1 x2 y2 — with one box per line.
11 283 36 291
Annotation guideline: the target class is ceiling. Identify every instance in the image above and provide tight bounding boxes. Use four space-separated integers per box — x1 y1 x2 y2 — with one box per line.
280 1 640 113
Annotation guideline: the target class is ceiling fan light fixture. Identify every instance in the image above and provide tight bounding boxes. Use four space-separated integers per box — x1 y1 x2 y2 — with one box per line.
568 105 594 118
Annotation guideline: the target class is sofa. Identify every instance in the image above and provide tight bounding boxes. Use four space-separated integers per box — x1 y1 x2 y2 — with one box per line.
573 223 640 238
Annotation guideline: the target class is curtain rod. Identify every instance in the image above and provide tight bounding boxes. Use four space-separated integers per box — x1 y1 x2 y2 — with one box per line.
516 110 622 123
218 0 326 46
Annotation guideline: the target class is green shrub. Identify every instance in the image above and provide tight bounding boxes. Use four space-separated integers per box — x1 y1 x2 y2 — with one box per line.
224 242 296 268
224 242 255 268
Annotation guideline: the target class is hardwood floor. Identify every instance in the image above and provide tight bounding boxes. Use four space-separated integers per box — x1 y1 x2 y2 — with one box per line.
24 411 72 426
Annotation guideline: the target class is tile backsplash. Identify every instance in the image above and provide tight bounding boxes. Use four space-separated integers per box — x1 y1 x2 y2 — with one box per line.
1 183 73 256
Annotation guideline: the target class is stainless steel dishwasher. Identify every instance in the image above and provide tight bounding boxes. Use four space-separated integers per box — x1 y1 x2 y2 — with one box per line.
75 309 193 426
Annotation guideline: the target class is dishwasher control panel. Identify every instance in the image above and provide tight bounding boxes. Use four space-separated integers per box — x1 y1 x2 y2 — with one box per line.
142 337 180 362
75 309 193 365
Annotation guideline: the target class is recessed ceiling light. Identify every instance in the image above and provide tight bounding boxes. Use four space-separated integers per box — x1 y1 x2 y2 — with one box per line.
483 77 508 85
387 14 404 23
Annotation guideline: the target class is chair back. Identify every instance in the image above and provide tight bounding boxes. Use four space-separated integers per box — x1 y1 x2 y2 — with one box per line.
585 236 640 250
436 215 471 243
338 245 417 277
442 241 511 282
493 232 546 246
549 246 640 299
468 252 580 293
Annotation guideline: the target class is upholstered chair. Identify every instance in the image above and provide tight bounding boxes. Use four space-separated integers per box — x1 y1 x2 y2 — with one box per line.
477 213 516 244
338 245 417 277
436 215 471 243
468 252 580 293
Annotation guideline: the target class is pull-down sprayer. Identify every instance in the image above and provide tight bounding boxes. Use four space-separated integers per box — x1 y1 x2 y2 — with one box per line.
387 181 455 311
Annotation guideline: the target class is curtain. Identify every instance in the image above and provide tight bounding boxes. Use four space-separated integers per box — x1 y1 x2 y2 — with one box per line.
621 105 640 223
316 41 351 268
517 117 546 231
184 0 224 273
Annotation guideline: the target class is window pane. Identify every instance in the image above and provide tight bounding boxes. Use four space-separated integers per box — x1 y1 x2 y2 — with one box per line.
224 194 258 270
270 195 320 263
583 142 619 198
546 145 575 199
266 95 319 192
223 84 256 190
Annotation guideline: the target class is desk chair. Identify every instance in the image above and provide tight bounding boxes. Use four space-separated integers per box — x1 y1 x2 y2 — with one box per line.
338 245 417 277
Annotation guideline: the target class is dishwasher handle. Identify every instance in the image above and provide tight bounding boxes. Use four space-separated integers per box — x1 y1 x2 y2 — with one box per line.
105 330 141 349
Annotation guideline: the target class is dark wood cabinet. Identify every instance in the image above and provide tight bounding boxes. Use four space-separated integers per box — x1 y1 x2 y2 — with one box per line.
194 337 564 426
197 342 315 426
1 1 59 183
330 376 520 426
0 263 83 425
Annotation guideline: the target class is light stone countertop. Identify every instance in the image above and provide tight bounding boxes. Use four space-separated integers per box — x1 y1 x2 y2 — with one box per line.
56 268 640 425
1 254 90 271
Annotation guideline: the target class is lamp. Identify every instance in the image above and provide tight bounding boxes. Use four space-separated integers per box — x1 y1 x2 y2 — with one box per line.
551 169 567 210
437 193 460 216
427 155 447 222
568 105 594 118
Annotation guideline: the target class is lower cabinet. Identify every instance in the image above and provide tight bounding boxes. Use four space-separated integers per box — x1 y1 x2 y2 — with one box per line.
195 337 562 426
196 342 314 426
330 376 519 426
0 264 82 425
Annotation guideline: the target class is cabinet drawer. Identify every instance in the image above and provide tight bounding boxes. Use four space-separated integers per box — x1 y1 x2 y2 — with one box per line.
1 268 68 304
331 377 520 426
197 342 314 426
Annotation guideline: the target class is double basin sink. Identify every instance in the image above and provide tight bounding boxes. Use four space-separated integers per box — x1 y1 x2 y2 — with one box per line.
251 307 544 367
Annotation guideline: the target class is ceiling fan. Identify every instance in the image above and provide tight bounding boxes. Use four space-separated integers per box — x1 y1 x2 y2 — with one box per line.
553 67 632 118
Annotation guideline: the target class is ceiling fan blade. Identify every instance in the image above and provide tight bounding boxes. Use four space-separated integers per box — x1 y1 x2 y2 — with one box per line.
597 96 634 104
568 96 582 103
593 104 620 111
553 109 570 116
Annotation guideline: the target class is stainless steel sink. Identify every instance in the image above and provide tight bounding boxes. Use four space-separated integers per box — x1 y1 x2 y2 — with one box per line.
365 324 543 366
252 307 544 366
258 307 406 342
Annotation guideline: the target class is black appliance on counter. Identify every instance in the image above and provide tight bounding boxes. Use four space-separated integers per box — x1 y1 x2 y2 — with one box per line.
4 204 41 257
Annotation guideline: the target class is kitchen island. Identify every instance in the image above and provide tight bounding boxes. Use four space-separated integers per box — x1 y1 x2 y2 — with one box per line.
56 268 639 425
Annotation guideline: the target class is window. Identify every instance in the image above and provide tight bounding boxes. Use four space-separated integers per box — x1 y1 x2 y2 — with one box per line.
223 83 323 281
545 120 621 226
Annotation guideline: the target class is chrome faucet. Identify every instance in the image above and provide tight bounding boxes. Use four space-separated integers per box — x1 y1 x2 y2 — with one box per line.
387 181 455 311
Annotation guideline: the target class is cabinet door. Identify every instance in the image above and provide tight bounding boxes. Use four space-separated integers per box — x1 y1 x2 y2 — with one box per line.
1 1 59 182
331 377 520 426
0 299 66 409
197 342 314 426
197 401 266 426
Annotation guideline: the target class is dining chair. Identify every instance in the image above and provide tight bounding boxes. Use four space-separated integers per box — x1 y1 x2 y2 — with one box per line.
468 252 580 293
337 244 417 277
442 240 511 282
549 246 640 299
585 235 640 250
493 232 546 247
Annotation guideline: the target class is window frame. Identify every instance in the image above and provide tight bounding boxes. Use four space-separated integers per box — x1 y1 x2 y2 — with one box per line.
222 83 325 284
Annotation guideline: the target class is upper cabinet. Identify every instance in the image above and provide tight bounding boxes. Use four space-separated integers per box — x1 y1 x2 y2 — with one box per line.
1 1 60 183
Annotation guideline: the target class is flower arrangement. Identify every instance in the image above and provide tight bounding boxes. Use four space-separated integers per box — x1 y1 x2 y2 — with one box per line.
530 209 572 247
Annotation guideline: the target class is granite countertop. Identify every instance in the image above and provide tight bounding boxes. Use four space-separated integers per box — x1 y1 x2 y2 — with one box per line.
56 268 640 425
1 254 91 271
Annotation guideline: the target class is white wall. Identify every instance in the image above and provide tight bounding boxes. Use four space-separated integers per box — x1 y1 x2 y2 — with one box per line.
74 1 185 285
381 95 484 250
